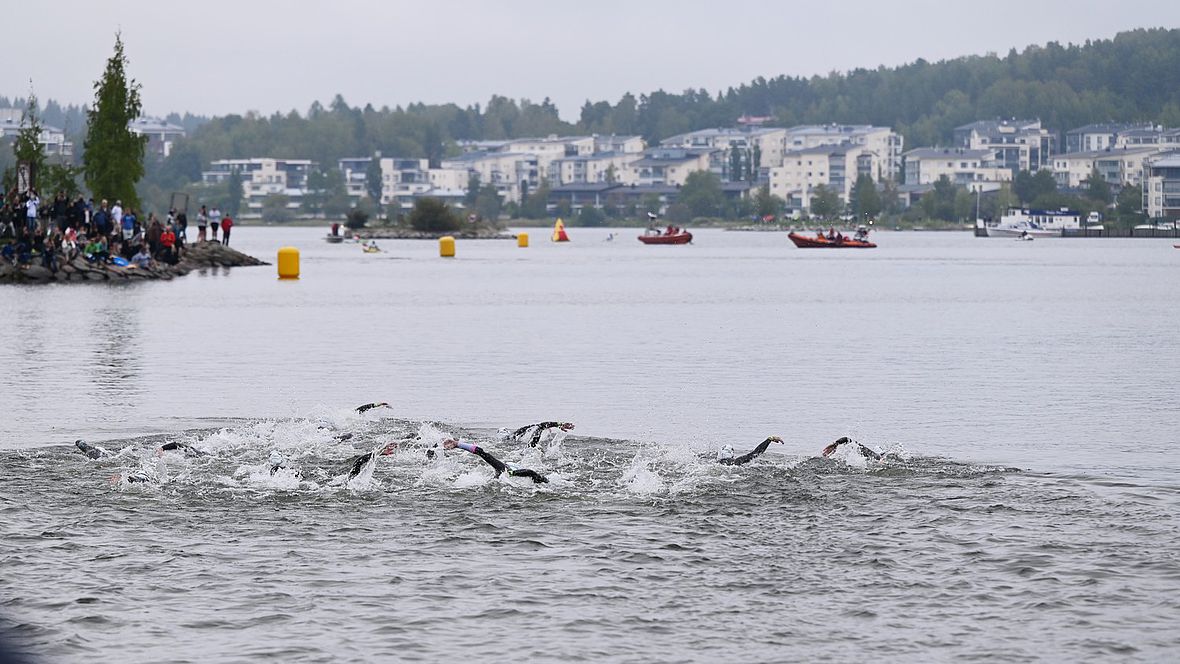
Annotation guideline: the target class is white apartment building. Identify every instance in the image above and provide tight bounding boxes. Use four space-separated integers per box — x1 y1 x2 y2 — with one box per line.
548 152 643 186
0 108 72 157
660 127 788 181
203 158 316 212
1051 146 1162 188
626 147 717 187
1113 126 1180 150
129 117 186 157
441 151 538 204
593 134 645 154
1143 152 1180 220
954 119 1054 173
1064 123 1154 154
768 143 882 211
903 148 1011 186
783 124 903 180
338 157 469 209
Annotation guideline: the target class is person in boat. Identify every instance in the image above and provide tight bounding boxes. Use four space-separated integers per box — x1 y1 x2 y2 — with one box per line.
442 438 548 484
827 227 836 241
853 226 869 242
715 436 783 466
666 224 676 236
508 421 575 447
331 222 340 237
355 402 391 414
821 436 895 461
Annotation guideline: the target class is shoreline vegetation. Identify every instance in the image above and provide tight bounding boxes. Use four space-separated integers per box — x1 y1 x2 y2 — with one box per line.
0 240 267 285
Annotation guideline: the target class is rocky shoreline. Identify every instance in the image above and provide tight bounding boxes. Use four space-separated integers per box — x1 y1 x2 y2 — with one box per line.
0 241 269 285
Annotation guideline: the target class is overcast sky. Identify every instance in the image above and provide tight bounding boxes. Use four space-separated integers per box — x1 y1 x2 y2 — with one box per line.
6 0 1180 121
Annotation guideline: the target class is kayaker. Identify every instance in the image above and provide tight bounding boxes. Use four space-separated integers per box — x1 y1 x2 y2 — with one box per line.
715 436 783 466
443 438 548 484
507 421 575 447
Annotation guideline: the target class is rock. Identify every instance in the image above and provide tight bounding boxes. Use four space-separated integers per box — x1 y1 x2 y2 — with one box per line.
23 265 54 282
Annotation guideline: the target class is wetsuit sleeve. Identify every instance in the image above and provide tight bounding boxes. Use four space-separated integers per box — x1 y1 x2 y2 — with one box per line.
458 442 507 476
508 468 549 484
721 438 775 466
510 424 535 440
857 444 883 461
529 422 564 447
347 451 375 478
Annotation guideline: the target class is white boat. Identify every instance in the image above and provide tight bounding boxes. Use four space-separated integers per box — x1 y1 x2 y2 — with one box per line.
980 208 1086 238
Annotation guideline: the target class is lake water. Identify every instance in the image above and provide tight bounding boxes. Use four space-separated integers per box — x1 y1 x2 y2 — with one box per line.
1 227 1178 662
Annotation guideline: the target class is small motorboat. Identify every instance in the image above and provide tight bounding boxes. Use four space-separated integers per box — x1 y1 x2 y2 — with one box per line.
325 234 344 244
788 232 876 249
638 229 692 245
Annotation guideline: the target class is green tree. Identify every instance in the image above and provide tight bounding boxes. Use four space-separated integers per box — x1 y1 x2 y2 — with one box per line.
678 170 724 218
604 164 618 184
1084 167 1113 204
753 184 783 219
464 173 480 206
40 163 82 199
13 92 45 191
920 176 959 221
879 179 903 215
519 181 550 219
729 145 744 182
576 205 606 226
261 194 292 222
345 207 369 230
83 33 147 209
408 197 461 232
850 174 882 220
665 202 691 224
809 184 841 219
474 184 502 222
224 168 243 217
365 158 384 211
1115 184 1144 229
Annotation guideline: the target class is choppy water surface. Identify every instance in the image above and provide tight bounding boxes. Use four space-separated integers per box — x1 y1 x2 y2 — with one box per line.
2 228 1179 661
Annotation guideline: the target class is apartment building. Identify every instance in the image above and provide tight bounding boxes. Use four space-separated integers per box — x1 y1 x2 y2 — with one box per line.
626 147 718 187
441 150 538 204
782 124 903 180
1064 123 1154 153
660 126 788 181
129 117 186 157
338 157 469 209
902 147 1011 186
1142 152 1180 220
203 158 317 212
767 143 881 211
1051 146 1162 188
0 108 72 157
548 152 643 186
954 119 1054 173
593 134 645 154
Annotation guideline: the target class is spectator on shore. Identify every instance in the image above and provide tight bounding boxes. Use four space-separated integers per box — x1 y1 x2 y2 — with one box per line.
220 213 233 246
197 205 208 242
209 209 219 242
131 245 153 269
146 214 163 258
111 200 124 239
121 206 135 243
25 189 40 233
93 200 111 238
52 192 68 232
160 224 177 264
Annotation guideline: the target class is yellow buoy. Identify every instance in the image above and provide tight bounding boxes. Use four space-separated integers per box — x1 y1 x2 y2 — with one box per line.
277 246 300 279
439 235 455 258
517 232 529 248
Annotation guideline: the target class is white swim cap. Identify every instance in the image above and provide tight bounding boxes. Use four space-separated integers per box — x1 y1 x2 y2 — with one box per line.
268 451 285 466
717 445 735 460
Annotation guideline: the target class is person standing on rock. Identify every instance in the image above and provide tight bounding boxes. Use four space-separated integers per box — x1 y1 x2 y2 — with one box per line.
146 214 164 260
197 205 208 242
111 200 124 241
25 190 40 233
208 207 219 242
220 213 233 246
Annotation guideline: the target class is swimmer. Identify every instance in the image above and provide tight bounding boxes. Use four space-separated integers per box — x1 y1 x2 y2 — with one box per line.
355 402 391 414
442 438 548 484
159 441 206 457
715 436 783 466
75 439 111 459
508 421 574 447
344 442 398 480
821 436 892 461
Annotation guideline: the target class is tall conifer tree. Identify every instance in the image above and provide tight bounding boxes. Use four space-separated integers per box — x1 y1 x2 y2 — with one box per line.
84 33 146 208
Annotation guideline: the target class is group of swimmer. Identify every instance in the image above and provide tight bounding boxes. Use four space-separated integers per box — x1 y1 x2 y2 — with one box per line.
76 402 895 486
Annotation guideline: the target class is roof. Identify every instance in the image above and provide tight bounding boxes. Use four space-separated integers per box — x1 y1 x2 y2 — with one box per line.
1054 146 1162 160
955 119 1043 134
783 144 853 157
904 147 994 160
129 117 185 134
550 183 623 193
785 124 881 136
1066 122 1152 135
1148 153 1180 169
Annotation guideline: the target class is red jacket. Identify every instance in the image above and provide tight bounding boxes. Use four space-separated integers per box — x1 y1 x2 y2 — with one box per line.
221 217 233 232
